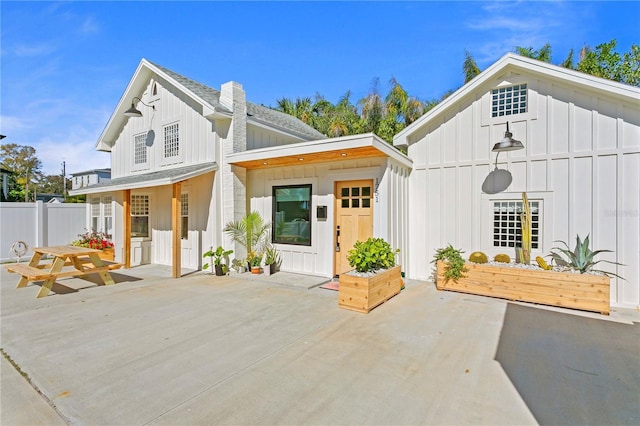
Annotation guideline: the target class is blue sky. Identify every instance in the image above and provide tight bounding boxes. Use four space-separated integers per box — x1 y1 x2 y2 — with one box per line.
1 1 639 175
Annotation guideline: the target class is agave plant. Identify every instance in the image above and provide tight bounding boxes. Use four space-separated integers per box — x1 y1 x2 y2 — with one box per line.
549 234 624 279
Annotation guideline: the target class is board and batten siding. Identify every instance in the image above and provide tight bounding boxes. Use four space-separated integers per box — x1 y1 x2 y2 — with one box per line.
110 80 217 179
407 74 640 309
246 125 305 150
246 157 409 278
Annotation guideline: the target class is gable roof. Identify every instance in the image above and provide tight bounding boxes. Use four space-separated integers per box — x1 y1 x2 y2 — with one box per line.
394 53 640 147
148 62 325 140
97 60 324 150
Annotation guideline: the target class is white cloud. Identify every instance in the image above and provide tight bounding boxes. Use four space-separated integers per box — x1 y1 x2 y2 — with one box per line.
464 0 574 63
79 16 100 34
34 130 110 176
13 43 56 57
0 115 30 134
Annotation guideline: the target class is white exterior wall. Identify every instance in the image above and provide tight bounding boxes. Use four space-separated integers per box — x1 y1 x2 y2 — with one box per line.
247 124 304 150
111 80 217 179
246 156 409 278
406 71 640 309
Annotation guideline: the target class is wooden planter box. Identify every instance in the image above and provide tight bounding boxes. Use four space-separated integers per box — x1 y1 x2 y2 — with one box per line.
436 261 610 315
98 248 114 261
339 265 402 313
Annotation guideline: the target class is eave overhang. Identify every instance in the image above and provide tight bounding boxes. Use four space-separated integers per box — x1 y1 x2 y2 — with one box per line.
69 162 217 195
227 133 412 170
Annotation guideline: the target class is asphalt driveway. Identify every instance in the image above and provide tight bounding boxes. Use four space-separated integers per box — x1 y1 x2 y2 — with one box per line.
1 265 637 425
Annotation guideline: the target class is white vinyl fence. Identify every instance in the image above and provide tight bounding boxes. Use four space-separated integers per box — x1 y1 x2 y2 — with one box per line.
0 202 87 263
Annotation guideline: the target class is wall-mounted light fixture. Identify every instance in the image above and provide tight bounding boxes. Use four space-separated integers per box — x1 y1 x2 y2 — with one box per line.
492 121 524 152
124 97 155 118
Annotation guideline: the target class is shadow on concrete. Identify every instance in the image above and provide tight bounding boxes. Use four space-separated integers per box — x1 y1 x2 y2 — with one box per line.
31 272 144 296
495 303 640 425
79 272 144 285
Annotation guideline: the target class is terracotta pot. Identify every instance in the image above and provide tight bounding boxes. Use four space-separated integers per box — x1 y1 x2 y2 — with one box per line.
251 266 261 274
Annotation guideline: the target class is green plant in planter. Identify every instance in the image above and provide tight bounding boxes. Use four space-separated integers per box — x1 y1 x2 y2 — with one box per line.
248 252 263 268
347 237 400 273
203 246 233 275
231 258 246 272
263 245 279 266
224 211 270 258
432 245 467 282
549 234 624 279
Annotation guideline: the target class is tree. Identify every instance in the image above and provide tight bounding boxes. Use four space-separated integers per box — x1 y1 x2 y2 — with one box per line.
463 50 481 83
577 39 640 86
0 143 43 201
515 43 552 62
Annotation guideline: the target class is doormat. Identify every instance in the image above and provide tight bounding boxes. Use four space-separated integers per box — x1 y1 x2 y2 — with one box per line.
319 282 339 291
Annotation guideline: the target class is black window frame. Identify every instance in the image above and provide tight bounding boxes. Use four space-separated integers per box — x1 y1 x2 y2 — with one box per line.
272 184 312 246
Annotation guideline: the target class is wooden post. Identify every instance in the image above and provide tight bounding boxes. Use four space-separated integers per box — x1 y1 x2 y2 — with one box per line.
172 182 182 278
123 189 131 269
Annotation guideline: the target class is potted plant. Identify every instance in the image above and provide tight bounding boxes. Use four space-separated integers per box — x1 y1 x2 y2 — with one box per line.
231 258 246 273
248 252 262 274
70 229 115 261
203 246 233 276
263 245 279 276
338 237 402 313
224 211 271 267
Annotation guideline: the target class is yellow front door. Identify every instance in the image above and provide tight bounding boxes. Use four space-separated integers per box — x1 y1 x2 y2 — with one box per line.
334 180 374 276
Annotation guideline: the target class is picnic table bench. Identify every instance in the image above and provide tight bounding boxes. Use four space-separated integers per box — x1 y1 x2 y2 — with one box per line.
5 246 123 298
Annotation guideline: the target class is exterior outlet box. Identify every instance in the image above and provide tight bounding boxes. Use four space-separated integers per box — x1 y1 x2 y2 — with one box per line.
317 206 327 220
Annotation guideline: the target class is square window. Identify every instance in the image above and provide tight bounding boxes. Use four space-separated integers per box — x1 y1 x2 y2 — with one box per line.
352 199 360 208
362 198 370 208
342 199 349 208
362 187 371 197
351 187 360 197
491 84 528 118
273 184 311 246
341 188 349 197
492 199 541 249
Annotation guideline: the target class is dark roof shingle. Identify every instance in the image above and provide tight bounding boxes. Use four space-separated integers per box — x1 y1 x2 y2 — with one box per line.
149 61 325 140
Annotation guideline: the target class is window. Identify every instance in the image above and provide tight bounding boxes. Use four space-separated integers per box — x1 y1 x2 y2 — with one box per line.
491 84 527 117
492 200 540 249
273 185 311 245
181 193 188 240
134 132 148 165
103 196 113 237
340 185 372 209
131 195 149 238
163 123 180 158
91 198 100 231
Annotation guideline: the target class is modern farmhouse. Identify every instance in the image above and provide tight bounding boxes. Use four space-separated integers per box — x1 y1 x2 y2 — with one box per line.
70 59 411 280
72 54 639 310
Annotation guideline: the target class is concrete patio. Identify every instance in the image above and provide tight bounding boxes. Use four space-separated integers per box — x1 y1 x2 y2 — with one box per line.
1 264 638 425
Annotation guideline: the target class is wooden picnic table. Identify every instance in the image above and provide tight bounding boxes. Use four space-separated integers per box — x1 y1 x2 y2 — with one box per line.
6 246 122 298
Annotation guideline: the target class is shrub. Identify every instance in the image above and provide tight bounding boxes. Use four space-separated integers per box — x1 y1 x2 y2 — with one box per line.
347 237 399 273
433 245 467 282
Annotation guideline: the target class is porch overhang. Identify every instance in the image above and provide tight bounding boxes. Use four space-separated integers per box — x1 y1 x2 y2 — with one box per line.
69 162 217 195
226 133 412 170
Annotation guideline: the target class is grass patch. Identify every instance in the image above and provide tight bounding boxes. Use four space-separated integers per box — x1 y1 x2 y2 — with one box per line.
1 347 30 381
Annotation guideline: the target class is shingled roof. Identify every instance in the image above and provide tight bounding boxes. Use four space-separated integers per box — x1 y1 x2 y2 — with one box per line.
149 61 325 140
